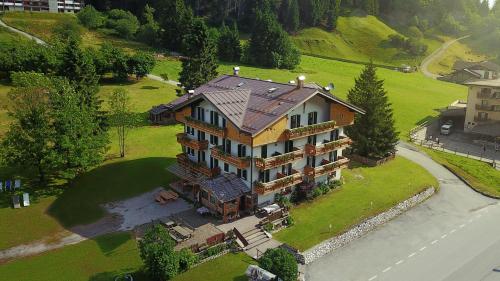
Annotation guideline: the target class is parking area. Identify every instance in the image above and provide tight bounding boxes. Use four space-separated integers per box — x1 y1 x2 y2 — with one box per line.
413 120 500 163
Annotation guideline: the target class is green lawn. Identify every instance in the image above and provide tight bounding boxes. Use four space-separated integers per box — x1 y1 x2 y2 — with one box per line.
0 25 28 49
291 16 443 67
422 148 500 197
0 232 145 281
0 79 182 249
154 55 467 136
0 12 151 52
173 253 255 281
274 157 438 251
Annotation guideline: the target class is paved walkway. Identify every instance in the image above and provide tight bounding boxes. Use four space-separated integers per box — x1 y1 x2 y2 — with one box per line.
0 19 46 45
306 142 499 281
147 74 180 87
420 35 470 79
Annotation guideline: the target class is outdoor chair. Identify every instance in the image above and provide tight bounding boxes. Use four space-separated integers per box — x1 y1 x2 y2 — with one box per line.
12 195 21 209
23 193 30 207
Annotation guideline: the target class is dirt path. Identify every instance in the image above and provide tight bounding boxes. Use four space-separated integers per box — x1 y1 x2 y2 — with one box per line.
420 35 470 79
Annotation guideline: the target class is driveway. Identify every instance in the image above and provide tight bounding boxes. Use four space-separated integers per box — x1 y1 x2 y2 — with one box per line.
306 143 499 281
420 36 470 79
0 19 46 45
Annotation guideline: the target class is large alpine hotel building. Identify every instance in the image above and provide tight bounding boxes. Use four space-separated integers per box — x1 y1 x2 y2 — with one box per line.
167 70 364 222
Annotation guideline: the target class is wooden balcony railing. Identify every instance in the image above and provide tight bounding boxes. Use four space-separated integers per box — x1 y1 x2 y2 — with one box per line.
176 133 209 150
255 148 304 170
254 171 303 195
177 153 220 178
210 146 251 169
185 116 227 138
305 137 352 156
284 120 337 140
303 157 350 179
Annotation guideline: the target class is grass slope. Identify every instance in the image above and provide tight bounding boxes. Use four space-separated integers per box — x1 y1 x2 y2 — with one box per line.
173 253 255 281
154 55 467 136
274 157 438 250
0 79 181 249
427 40 487 75
0 81 13 137
0 232 145 281
0 12 150 52
422 148 500 197
292 16 443 66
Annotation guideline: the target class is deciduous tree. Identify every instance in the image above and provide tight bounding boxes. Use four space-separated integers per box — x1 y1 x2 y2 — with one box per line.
108 88 135 158
259 248 298 281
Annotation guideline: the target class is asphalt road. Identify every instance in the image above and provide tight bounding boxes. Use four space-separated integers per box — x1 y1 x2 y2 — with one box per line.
306 143 499 281
420 35 470 79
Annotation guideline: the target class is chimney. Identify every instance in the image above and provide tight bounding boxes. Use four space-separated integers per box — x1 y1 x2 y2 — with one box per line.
187 90 194 99
233 66 240 76
297 75 305 89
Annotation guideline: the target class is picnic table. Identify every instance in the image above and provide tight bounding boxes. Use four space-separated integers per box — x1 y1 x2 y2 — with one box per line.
155 190 179 205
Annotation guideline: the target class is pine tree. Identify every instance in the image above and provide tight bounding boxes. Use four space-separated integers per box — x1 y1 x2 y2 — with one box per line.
346 63 399 159
179 18 219 90
218 22 242 62
157 0 194 52
57 38 100 110
280 0 300 33
246 9 300 69
326 0 341 31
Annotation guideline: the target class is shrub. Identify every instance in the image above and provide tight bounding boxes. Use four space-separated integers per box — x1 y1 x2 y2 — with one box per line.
318 183 330 195
311 187 322 198
259 248 298 281
275 193 291 208
160 73 169 81
138 225 179 280
407 26 423 39
329 180 342 189
77 5 105 30
285 216 295 226
178 248 198 272
107 9 139 39
263 222 274 232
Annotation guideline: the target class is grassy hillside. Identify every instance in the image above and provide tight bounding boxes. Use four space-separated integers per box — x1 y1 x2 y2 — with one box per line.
0 12 150 52
427 39 487 75
0 25 28 48
154 55 467 136
292 16 444 67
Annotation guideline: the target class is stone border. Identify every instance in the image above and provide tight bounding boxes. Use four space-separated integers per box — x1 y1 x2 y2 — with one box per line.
292 187 435 264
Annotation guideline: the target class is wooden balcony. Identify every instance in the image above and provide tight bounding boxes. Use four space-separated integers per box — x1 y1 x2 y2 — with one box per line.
254 171 303 195
284 120 337 140
185 116 227 138
255 148 304 170
176 133 209 150
177 153 220 178
210 146 251 169
305 137 352 156
303 157 350 179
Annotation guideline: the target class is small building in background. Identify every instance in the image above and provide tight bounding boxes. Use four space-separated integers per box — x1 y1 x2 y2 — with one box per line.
149 103 176 125
439 60 500 85
0 0 84 13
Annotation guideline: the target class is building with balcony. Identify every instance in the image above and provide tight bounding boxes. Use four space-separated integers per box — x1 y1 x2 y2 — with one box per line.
464 79 500 137
439 60 500 84
167 71 364 222
0 0 84 13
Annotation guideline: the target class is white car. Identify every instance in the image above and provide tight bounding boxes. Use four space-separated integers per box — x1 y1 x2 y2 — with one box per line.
441 124 452 135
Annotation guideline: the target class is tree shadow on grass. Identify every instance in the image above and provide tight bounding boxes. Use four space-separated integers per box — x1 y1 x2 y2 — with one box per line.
92 232 132 257
47 157 176 230
141 85 160 90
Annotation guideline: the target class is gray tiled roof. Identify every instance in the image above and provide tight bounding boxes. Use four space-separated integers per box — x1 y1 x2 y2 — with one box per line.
453 61 500 72
150 103 174 115
171 75 364 136
199 173 251 202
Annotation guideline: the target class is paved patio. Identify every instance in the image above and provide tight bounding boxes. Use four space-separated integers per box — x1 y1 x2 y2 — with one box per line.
104 187 192 231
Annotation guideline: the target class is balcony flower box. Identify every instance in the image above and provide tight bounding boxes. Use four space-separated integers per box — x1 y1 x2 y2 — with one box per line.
255 148 304 170
284 120 337 140
185 116 227 137
210 146 251 169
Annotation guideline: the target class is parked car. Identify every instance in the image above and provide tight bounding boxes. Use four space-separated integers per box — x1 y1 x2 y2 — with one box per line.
441 122 453 135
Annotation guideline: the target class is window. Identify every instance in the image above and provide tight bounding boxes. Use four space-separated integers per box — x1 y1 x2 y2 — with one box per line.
222 118 227 128
238 144 247 157
290 114 301 129
238 169 248 180
308 111 318 125
224 139 232 154
198 131 205 141
237 168 241 178
330 129 339 141
210 111 219 126
196 107 205 121
259 170 270 183
307 135 317 145
224 163 229 172
187 147 195 156
307 156 316 167
329 151 337 162
242 169 248 180
201 151 206 162
261 145 268 158
282 163 292 175
210 135 218 145
285 140 294 153
186 126 194 135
